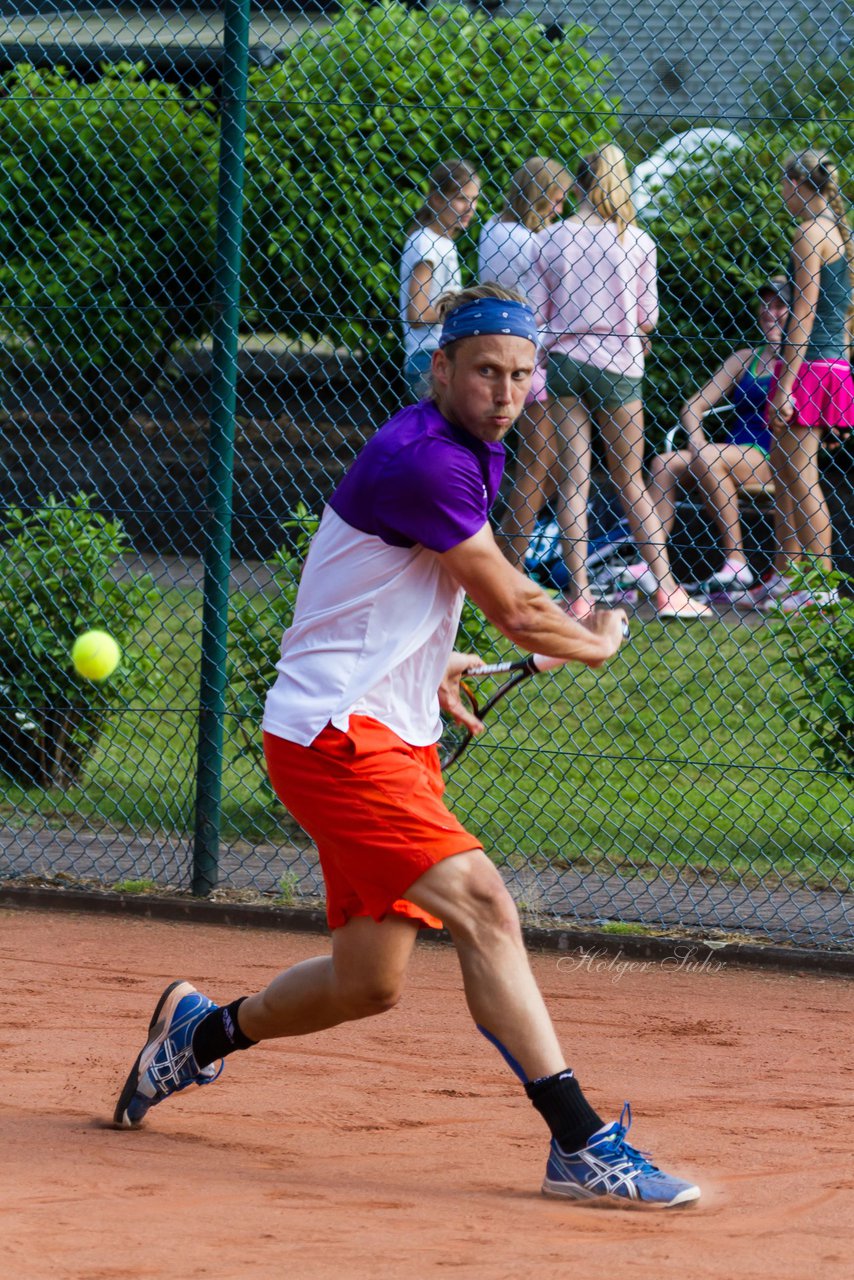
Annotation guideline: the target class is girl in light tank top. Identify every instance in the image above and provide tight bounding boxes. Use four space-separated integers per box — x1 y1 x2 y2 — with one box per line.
764 150 854 612
400 159 481 401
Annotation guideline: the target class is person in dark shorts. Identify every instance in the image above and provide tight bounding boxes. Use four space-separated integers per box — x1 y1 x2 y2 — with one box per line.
534 146 711 620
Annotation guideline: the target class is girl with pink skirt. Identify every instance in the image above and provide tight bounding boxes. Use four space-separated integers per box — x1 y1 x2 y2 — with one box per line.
762 150 854 612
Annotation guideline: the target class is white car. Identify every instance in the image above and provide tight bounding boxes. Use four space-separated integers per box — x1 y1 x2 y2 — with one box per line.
632 128 744 218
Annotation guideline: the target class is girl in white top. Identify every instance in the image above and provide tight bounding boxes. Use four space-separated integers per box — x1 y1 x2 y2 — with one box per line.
535 146 711 620
400 158 481 399
477 157 571 568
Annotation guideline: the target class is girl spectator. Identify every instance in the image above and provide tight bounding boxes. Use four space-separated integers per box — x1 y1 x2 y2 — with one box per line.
536 145 711 619
649 278 788 597
762 150 854 612
400 159 481 400
477 157 571 568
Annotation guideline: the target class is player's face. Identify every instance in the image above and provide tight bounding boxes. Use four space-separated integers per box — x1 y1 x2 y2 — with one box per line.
432 335 535 442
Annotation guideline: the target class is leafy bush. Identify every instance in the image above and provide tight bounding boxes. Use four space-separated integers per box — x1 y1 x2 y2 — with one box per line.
243 0 618 346
0 494 163 787
227 507 318 767
0 64 218 382
771 566 854 778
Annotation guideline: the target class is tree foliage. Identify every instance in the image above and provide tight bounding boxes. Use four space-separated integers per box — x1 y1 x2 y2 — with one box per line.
242 1 618 346
0 64 218 376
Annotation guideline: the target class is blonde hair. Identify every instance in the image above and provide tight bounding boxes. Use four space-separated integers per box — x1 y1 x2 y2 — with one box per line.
435 281 528 326
500 156 571 231
576 144 637 242
785 150 854 347
409 157 480 232
788 148 854 293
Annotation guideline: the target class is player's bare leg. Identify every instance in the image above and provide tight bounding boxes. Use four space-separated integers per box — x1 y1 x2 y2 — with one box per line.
238 914 420 1039
406 848 700 1207
405 848 564 1079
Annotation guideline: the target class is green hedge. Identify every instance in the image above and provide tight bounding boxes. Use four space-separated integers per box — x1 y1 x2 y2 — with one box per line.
1 16 852 415
0 64 218 378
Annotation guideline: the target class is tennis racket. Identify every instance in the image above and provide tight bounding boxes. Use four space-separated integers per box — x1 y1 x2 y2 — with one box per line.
440 618 630 769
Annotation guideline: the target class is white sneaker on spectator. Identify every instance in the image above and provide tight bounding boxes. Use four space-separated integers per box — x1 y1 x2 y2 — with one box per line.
778 588 840 615
744 571 789 610
656 587 714 620
699 559 755 596
617 562 659 596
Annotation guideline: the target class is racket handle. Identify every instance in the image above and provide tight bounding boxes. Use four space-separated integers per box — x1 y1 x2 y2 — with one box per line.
528 654 567 673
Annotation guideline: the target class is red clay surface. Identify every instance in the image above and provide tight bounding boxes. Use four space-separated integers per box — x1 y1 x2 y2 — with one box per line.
3 907 852 1280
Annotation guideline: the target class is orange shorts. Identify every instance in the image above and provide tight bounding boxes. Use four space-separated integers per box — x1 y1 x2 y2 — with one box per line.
263 716 481 931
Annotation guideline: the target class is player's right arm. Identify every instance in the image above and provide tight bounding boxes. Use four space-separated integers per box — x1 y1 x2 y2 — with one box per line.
437 523 625 668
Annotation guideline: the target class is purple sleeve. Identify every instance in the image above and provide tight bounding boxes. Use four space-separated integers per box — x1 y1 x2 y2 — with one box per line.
374 442 491 552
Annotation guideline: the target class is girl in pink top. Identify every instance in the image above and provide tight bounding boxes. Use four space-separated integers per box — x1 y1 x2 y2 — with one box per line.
535 146 711 620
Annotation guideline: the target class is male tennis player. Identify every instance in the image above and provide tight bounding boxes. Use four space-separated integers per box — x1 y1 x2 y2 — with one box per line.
114 284 700 1208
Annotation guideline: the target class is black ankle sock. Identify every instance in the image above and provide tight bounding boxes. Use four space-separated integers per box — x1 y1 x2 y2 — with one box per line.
525 1069 603 1153
192 997 257 1069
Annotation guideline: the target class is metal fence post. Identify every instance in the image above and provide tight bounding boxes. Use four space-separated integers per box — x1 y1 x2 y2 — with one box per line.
192 0 252 895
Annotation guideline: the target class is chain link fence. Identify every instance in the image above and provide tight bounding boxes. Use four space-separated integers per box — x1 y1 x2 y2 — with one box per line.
0 0 851 950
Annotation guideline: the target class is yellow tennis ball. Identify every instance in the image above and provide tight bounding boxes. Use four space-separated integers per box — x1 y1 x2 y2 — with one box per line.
71 630 121 682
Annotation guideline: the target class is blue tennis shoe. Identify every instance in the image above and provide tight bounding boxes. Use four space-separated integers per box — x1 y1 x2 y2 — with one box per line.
113 980 223 1128
542 1103 700 1208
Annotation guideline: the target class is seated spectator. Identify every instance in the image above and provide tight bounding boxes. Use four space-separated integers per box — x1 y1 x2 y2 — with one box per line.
648 278 789 596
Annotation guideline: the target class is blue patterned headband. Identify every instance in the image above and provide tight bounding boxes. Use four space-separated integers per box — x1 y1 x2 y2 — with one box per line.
438 297 537 349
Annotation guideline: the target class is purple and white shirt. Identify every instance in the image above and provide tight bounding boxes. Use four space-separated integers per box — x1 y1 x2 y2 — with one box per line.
262 400 505 747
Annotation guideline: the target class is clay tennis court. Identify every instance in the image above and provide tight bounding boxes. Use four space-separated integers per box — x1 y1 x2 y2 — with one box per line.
3 906 851 1279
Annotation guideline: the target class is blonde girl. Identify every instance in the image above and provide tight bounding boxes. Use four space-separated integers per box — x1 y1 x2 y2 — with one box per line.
535 144 711 619
477 157 571 568
400 158 481 399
